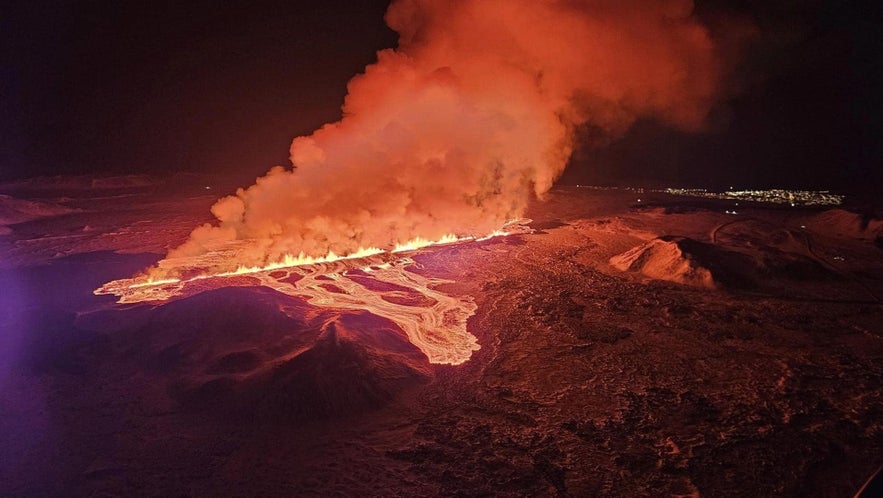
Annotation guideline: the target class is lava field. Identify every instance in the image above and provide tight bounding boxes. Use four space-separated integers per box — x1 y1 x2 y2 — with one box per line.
1 179 881 496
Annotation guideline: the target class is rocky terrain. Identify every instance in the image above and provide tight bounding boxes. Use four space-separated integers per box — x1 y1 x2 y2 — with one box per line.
1 179 881 496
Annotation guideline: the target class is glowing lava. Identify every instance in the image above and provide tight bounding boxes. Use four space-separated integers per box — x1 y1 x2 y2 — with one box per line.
95 222 530 365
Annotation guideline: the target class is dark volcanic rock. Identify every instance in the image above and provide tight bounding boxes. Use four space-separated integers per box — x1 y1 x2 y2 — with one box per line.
127 287 317 372
206 349 263 374
4 186 882 497
243 313 431 422
83 287 432 421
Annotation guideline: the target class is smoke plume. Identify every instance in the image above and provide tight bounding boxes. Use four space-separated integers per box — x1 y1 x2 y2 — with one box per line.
158 0 727 276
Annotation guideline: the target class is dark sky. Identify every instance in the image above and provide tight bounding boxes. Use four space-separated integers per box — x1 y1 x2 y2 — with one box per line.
3 0 881 191
562 0 883 192
2 0 396 184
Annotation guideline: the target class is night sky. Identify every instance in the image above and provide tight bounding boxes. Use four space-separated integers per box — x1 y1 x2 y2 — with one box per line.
3 0 881 192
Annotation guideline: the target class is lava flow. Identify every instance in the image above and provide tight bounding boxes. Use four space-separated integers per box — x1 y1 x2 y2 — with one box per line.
95 222 529 365
89 0 734 368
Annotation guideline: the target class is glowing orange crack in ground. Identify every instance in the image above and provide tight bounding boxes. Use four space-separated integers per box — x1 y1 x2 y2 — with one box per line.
95 224 526 365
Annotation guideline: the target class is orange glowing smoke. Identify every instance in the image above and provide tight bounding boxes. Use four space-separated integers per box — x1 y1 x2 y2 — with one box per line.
142 0 726 281
98 1 735 363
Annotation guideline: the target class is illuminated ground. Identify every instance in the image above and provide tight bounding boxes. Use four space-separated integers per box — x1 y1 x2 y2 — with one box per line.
1 176 881 496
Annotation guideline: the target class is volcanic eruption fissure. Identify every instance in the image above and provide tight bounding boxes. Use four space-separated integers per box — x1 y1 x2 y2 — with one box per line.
98 0 729 364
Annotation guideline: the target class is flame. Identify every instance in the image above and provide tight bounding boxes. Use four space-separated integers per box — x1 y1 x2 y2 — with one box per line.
225 246 387 277
94 224 525 365
392 233 462 253
97 229 508 298
95 220 535 304
128 278 181 288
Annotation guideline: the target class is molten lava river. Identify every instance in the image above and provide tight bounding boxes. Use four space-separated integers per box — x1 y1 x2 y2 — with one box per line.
95 223 530 365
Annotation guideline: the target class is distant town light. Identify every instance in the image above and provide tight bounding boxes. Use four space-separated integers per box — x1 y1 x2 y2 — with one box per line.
657 188 843 206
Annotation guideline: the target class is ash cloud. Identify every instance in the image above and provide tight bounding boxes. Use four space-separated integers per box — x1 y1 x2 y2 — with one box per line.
159 0 732 275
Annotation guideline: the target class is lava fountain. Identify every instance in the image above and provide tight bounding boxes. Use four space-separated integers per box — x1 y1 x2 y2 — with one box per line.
97 0 734 364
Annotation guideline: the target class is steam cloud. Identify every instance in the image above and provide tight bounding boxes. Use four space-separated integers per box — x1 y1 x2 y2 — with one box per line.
158 0 728 276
